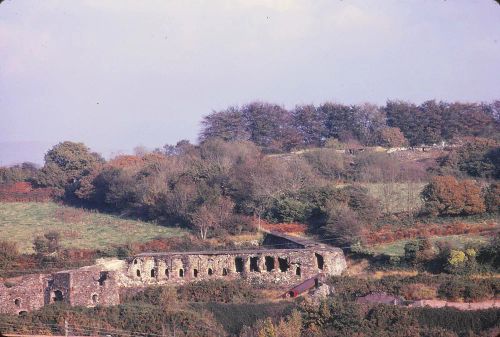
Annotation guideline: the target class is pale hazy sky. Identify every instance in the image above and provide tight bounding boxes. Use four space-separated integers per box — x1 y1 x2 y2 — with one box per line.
1 0 500 165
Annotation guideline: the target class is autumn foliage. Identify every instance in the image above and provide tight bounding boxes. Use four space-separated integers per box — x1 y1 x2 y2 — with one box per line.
362 221 496 245
0 182 57 202
421 176 485 216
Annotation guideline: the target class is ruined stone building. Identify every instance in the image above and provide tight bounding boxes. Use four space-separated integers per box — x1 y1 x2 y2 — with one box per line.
0 233 347 315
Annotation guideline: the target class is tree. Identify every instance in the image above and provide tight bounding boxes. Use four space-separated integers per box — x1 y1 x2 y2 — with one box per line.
324 205 361 246
438 138 499 179
441 102 498 141
377 127 408 148
191 196 234 239
484 182 500 214
303 148 345 180
444 249 478 275
421 176 485 216
318 102 357 142
404 238 435 265
0 240 18 275
385 100 421 145
242 102 292 150
200 107 250 142
0 162 39 185
353 103 387 145
33 231 61 256
291 105 325 147
35 142 104 196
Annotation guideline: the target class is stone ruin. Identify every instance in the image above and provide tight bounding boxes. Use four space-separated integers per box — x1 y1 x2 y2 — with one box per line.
0 232 347 315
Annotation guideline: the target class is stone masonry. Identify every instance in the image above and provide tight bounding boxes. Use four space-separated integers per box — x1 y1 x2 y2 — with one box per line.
0 232 346 315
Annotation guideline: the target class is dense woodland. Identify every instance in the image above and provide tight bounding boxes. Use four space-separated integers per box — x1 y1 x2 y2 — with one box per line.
1 99 499 336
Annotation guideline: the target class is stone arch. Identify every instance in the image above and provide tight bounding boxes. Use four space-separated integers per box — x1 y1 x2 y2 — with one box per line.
14 298 21 308
133 259 138 265
193 269 198 278
222 268 228 276
91 294 98 304
296 266 301 276
151 269 156 278
136 269 141 277
208 268 213 276
179 268 184 277
165 268 170 278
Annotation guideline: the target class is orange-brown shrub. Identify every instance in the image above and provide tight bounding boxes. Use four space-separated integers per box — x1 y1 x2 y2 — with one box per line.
401 283 437 300
362 222 496 245
0 182 57 202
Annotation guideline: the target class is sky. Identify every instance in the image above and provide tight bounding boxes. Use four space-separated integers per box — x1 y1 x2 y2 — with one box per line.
1 0 500 165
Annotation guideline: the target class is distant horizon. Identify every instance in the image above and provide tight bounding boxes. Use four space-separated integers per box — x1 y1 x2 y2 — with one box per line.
2 1 500 165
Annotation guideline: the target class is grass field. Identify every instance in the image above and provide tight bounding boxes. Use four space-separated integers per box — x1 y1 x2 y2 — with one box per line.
0 202 187 253
369 234 492 257
364 182 426 214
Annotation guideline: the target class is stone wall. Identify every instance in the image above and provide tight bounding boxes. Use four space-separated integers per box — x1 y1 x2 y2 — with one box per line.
46 269 120 308
126 247 346 287
0 274 48 315
0 268 121 315
0 233 347 315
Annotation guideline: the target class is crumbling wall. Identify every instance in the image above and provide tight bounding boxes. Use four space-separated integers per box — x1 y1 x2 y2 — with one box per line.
127 247 346 287
61 269 120 307
0 234 347 314
0 274 48 315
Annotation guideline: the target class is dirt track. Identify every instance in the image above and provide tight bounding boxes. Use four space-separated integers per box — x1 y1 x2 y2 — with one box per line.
409 299 498 310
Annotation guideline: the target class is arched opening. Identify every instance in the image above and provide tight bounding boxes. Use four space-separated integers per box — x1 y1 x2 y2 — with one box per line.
193 269 198 277
208 268 213 276
296 266 301 276
315 253 324 270
136 269 141 277
250 257 260 272
287 291 295 298
53 290 64 302
18 311 28 316
179 268 184 277
151 269 156 277
265 256 275 272
133 259 138 265
14 298 21 308
92 294 98 304
222 268 228 276
235 257 244 273
278 257 289 272
165 268 169 278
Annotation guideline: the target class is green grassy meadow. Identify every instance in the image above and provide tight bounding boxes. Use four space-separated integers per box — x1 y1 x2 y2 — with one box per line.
369 234 492 257
0 202 187 253
364 182 426 214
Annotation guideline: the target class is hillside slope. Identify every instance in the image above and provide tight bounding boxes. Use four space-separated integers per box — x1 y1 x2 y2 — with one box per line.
0 202 186 253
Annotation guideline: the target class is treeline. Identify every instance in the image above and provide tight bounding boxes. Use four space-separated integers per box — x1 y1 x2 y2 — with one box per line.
200 100 500 151
0 136 499 244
